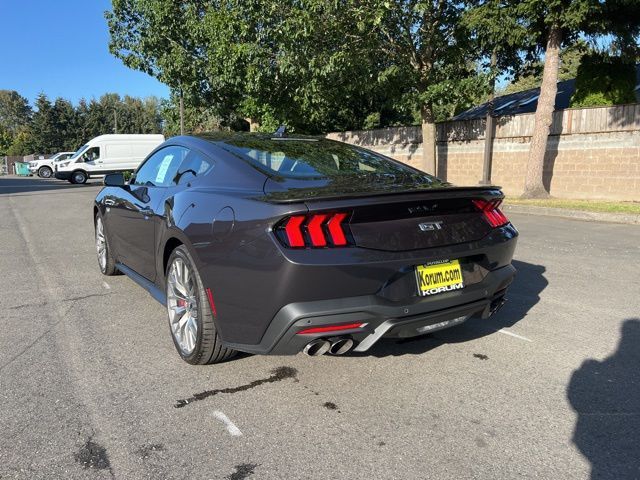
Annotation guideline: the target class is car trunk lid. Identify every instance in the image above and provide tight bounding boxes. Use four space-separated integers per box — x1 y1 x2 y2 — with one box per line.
264 177 503 252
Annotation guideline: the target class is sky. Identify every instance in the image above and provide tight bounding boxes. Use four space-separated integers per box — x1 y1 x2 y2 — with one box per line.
0 0 170 106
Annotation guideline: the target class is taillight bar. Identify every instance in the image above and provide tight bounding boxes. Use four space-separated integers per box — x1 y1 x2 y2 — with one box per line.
277 212 353 248
473 199 509 228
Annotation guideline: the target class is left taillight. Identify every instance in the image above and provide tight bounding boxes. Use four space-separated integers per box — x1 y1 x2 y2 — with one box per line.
473 199 509 228
276 212 352 248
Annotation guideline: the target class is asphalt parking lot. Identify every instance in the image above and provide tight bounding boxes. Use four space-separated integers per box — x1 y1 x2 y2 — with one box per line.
1 175 639 480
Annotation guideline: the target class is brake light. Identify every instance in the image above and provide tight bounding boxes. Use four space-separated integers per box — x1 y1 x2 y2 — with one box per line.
473 199 509 228
326 212 348 246
297 322 365 334
307 214 328 247
276 212 352 248
284 215 306 247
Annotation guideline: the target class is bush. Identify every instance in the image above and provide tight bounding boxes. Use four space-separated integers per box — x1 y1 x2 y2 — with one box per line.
570 55 637 107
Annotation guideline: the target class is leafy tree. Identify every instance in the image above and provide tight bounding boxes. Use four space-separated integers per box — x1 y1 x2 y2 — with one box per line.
519 0 638 198
0 90 32 135
0 125 13 156
107 0 205 134
52 98 79 151
106 0 492 157
503 41 592 94
6 128 34 156
462 0 530 183
29 93 58 154
571 54 638 107
347 1 486 174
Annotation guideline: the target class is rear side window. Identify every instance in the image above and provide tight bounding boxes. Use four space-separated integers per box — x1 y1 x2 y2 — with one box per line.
175 150 214 185
134 146 189 187
210 135 434 182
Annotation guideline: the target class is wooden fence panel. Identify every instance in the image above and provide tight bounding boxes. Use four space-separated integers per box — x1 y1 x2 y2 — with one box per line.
436 103 640 142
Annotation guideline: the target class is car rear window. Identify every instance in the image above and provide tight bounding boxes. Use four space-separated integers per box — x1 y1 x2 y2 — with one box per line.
204 134 436 182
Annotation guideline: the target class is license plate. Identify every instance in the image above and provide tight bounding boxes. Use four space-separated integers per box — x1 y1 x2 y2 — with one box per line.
415 259 464 296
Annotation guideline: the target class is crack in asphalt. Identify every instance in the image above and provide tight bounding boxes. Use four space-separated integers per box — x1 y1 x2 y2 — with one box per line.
62 292 112 303
174 366 298 408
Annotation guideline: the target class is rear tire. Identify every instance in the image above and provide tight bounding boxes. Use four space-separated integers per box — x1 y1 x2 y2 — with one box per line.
70 170 87 184
166 246 236 365
95 215 119 276
38 166 53 178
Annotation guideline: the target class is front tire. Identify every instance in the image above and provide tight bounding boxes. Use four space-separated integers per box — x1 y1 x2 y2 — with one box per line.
95 215 118 276
70 170 87 184
166 246 236 365
38 166 53 178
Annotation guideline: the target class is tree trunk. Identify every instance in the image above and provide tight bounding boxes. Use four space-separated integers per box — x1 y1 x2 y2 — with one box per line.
522 23 562 198
179 93 185 135
480 49 498 185
421 103 437 175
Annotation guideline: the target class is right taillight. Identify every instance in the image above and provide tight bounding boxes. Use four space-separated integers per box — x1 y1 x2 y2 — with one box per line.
276 212 352 248
473 199 509 228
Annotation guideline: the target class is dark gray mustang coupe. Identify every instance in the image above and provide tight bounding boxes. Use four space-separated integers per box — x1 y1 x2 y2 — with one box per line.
94 132 517 364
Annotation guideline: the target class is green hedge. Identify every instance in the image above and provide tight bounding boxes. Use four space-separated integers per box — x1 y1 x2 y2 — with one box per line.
570 56 637 107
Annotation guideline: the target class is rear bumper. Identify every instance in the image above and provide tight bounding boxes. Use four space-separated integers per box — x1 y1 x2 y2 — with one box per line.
223 263 516 355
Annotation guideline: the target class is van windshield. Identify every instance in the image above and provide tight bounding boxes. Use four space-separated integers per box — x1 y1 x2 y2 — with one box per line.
69 145 89 160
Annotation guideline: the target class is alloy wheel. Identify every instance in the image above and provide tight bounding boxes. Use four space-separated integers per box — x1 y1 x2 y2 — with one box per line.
95 218 107 271
167 257 198 355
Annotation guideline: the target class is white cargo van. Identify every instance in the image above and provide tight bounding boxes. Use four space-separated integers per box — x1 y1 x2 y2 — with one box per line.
55 134 165 184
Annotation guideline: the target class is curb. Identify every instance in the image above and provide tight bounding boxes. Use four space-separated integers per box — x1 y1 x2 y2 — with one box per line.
503 204 640 225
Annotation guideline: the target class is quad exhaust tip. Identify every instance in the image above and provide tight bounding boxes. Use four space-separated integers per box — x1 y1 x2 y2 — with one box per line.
303 337 355 356
328 338 354 355
303 339 330 356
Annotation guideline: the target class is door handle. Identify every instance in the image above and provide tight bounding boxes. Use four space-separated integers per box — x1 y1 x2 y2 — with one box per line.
104 199 115 206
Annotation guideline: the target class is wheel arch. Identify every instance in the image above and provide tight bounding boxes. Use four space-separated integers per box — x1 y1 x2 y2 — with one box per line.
163 236 184 276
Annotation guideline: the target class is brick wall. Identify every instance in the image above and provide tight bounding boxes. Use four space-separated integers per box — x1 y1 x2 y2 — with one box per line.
327 104 640 201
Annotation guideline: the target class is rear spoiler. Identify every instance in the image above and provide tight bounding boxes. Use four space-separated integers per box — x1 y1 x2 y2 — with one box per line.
261 185 504 204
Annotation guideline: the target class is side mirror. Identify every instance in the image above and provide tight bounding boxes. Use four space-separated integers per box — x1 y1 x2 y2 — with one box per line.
104 173 125 187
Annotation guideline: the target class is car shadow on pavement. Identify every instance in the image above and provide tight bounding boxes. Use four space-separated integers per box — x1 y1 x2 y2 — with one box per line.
567 318 640 480
0 176 101 195
360 259 547 358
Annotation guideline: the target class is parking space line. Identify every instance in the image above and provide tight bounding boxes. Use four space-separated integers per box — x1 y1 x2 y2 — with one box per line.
498 328 532 342
213 411 243 436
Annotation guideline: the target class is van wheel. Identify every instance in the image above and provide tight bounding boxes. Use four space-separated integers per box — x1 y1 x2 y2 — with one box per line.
166 246 236 365
71 170 87 184
38 166 53 178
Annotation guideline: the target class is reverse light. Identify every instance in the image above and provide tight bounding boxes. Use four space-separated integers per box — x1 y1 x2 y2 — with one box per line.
276 212 352 248
473 199 509 228
297 322 366 335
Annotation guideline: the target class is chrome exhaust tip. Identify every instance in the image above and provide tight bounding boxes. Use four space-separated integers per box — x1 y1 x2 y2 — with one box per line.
328 338 354 355
303 339 330 356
